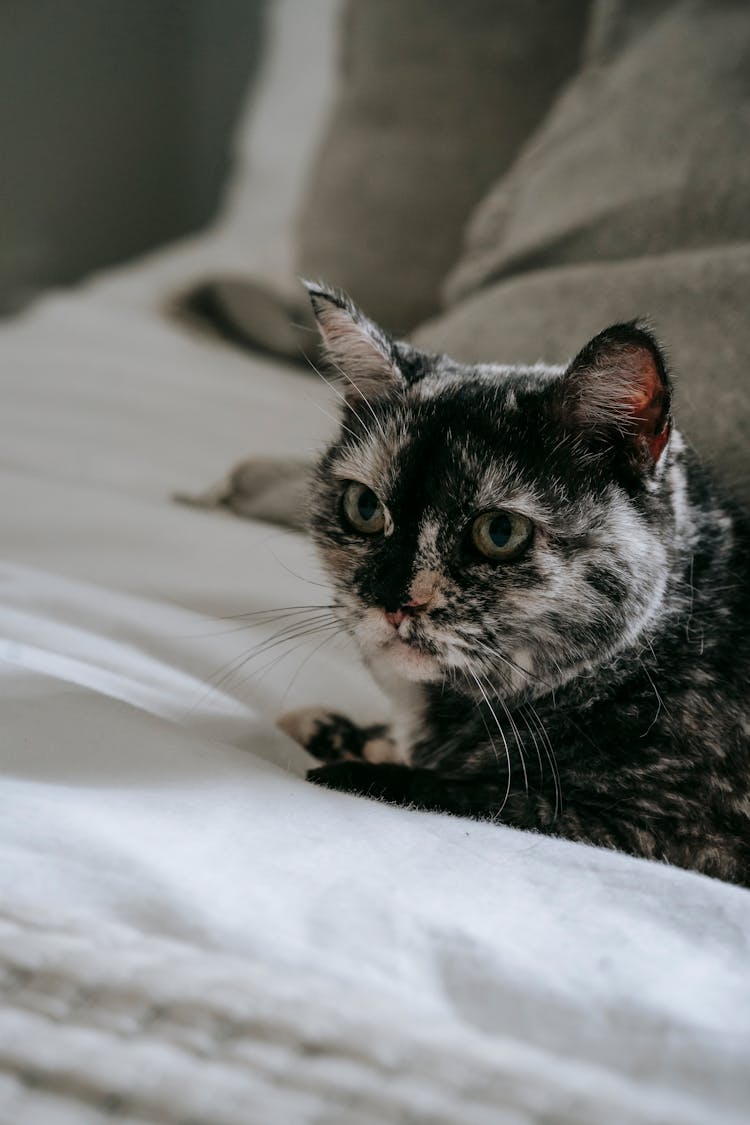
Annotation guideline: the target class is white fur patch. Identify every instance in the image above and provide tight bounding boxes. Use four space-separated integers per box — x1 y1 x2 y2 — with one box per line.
367 650 430 763
362 737 398 765
276 706 331 748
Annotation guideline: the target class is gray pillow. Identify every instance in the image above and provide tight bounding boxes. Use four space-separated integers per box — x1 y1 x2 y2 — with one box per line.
296 0 590 334
445 1 750 303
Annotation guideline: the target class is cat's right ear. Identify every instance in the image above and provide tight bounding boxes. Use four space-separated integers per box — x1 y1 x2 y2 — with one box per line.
303 281 403 406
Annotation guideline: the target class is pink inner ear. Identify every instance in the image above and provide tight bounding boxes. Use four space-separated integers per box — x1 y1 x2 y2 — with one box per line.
620 348 670 461
565 337 672 465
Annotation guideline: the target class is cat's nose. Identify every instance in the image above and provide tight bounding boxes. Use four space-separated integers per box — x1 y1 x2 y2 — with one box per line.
384 598 428 628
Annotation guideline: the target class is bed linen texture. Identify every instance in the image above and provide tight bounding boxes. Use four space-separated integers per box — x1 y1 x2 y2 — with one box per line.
0 234 748 1125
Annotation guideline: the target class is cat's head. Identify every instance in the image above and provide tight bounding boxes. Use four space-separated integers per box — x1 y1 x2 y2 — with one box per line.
306 282 681 697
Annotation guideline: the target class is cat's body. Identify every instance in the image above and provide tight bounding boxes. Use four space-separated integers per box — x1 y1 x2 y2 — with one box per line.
279 283 750 887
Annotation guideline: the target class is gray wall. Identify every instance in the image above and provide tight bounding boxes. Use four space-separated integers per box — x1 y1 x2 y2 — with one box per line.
0 0 265 313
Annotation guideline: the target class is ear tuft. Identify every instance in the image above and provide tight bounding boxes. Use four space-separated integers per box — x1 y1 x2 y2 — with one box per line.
301 280 402 406
559 321 672 468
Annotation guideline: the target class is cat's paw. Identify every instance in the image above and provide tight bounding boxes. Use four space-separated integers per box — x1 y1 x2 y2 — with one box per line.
278 707 396 764
277 707 366 763
307 761 415 803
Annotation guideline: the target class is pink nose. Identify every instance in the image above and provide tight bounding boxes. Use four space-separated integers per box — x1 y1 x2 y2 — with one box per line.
384 598 427 628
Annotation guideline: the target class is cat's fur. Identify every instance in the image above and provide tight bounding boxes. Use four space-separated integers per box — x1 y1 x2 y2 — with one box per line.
279 282 750 887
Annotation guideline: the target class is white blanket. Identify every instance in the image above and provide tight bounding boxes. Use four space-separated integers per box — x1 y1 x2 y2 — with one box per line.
1 7 749 1123
1 247 749 1125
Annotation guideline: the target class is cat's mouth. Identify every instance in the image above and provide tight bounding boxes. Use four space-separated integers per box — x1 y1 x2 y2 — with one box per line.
386 631 425 656
355 607 442 682
380 633 441 682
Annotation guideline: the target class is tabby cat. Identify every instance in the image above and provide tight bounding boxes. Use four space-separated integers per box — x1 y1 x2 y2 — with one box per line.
279 282 750 887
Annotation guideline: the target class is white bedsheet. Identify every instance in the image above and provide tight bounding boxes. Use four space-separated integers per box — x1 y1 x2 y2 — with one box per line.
0 245 749 1125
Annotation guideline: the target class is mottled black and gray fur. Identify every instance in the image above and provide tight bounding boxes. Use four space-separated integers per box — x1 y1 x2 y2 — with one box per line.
280 282 750 887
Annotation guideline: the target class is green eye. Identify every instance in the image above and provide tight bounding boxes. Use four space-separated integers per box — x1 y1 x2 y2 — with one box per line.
342 481 386 535
471 510 533 561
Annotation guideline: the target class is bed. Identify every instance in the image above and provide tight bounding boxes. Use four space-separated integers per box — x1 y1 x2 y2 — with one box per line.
1 3 749 1122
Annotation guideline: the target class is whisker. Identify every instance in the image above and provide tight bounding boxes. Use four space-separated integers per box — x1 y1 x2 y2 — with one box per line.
180 605 340 639
203 612 341 700
279 626 345 707
524 702 562 818
516 704 546 786
471 637 553 693
267 549 331 589
238 614 344 667
326 356 389 445
299 350 375 442
460 635 562 815
303 392 361 443
221 618 344 695
236 620 343 692
479 669 529 795
215 604 338 623
467 678 503 774
469 668 513 809
639 658 666 737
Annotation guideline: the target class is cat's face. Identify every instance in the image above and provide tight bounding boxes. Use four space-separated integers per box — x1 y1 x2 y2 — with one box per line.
307 284 678 698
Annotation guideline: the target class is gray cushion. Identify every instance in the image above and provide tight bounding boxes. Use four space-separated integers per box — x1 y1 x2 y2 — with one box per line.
445 1 750 303
296 0 590 334
421 0 750 501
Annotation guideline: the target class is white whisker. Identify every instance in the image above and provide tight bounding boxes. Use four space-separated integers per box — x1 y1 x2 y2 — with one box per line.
300 350 375 442
326 355 389 444
485 672 529 795
469 668 513 809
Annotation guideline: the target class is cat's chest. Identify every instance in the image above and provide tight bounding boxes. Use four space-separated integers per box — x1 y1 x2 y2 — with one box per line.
366 653 429 765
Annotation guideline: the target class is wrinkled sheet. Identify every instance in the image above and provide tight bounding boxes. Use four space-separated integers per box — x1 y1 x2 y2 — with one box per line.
0 242 749 1124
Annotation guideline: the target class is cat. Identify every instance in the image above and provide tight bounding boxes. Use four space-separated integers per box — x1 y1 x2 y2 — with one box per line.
278 281 750 888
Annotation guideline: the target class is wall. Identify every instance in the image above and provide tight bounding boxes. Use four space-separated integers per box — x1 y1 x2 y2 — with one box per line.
0 0 265 312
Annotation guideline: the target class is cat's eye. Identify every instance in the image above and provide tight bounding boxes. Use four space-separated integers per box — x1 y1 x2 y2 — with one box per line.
470 510 533 561
342 481 386 535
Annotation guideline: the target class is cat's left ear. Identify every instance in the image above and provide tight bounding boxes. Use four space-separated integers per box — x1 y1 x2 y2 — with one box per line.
558 322 672 469
303 281 403 406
